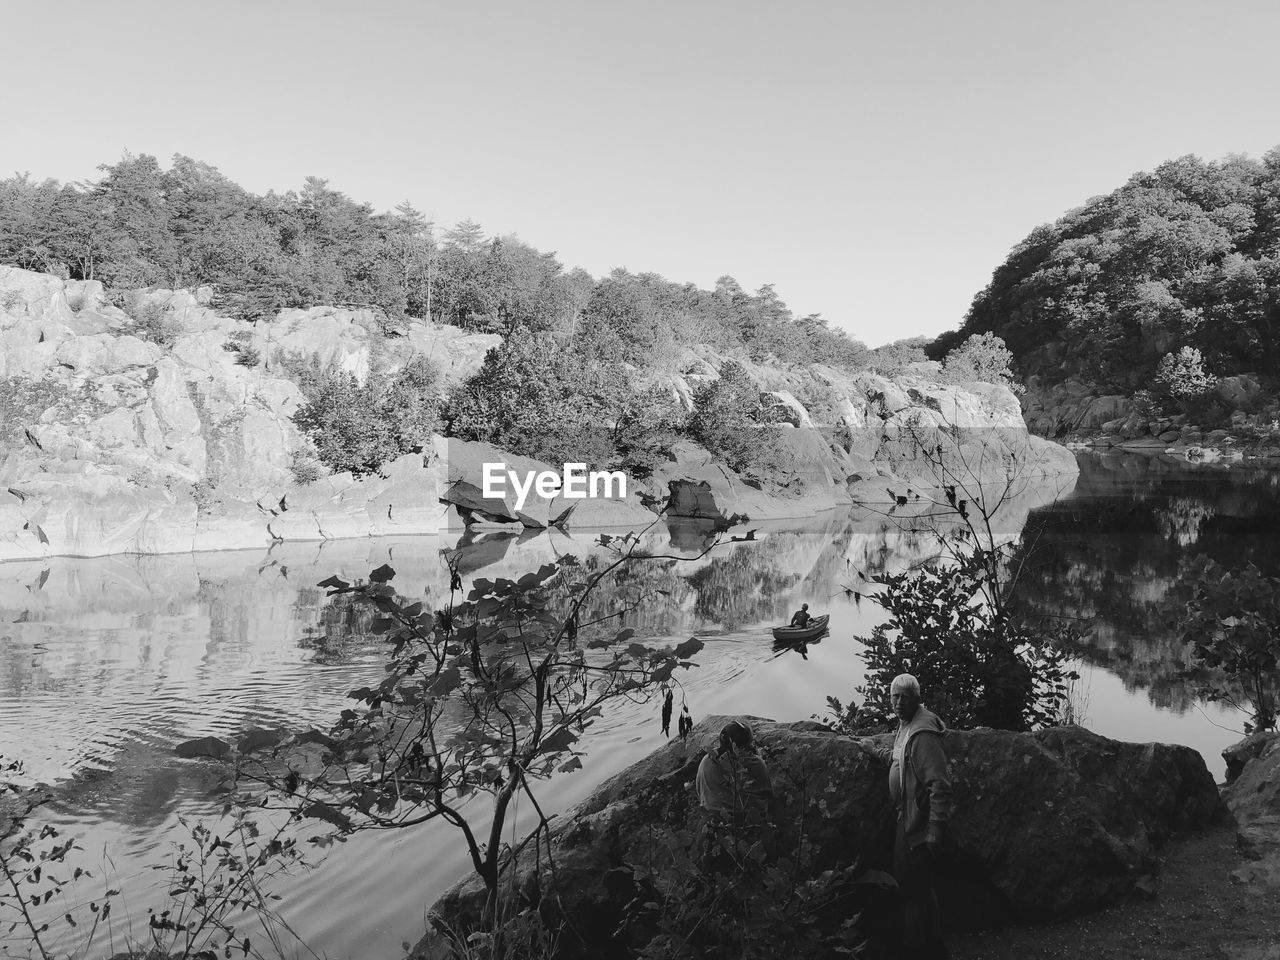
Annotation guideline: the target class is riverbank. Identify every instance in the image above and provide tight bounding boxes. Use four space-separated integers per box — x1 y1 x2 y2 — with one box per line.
952 822 1280 960
0 264 1077 562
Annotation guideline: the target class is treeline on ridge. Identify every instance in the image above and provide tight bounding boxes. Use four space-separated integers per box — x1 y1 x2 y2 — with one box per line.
0 153 1016 480
0 153 869 370
944 149 1280 399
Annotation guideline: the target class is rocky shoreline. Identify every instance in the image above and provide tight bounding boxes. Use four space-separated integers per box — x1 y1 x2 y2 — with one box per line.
0 265 1077 562
1022 375 1280 465
414 718 1272 959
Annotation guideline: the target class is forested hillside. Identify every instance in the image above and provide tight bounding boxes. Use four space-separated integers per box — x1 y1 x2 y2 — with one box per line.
0 153 870 369
943 149 1280 397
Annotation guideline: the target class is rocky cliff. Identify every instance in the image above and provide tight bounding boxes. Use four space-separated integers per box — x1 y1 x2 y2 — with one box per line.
0 266 1077 561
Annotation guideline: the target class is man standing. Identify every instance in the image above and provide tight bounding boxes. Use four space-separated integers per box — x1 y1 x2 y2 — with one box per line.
860 673 952 960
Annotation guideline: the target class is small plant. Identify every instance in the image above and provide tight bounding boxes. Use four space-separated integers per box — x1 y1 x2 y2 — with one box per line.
288 449 324 485
1 757 120 960
0 376 62 450
1 290 24 313
128 298 181 348
222 330 262 367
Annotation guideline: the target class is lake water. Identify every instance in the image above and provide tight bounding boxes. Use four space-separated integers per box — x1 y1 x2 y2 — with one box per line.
0 450 1269 959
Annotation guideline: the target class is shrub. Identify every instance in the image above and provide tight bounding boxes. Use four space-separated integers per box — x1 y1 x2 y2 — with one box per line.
445 329 626 466
687 361 781 474
1154 346 1217 409
280 352 441 475
940 332 1023 394
221 329 262 367
829 548 1077 733
0 375 62 449
131 299 181 348
289 449 324 485
1177 557 1280 732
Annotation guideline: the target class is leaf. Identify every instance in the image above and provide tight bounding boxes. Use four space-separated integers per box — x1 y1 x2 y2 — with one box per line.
317 576 350 590
615 628 636 643
673 637 703 660
301 803 352 831
559 757 583 774
368 564 396 584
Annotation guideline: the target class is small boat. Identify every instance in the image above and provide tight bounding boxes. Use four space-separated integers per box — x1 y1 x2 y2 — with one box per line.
771 614 829 643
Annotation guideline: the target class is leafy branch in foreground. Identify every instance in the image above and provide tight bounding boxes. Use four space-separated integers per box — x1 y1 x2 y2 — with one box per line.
1 756 309 960
1178 556 1280 733
828 415 1078 732
237 530 715 918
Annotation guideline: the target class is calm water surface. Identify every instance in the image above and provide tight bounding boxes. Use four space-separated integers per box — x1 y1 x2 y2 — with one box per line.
0 451 1271 959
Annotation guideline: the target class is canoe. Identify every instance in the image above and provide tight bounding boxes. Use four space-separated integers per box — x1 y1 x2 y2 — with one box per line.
771 614 829 643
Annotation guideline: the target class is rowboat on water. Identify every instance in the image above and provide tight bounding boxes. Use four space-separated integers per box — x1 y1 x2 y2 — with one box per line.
771 614 830 643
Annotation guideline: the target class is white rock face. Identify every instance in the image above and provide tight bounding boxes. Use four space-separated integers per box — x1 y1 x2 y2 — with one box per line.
0 266 1076 559
0 267 507 560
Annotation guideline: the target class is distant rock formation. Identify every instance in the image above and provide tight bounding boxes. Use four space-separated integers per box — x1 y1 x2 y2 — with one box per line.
0 266 1077 560
417 718 1223 959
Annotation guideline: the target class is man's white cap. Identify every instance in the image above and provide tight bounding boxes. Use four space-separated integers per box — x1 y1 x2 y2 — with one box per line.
890 673 921 695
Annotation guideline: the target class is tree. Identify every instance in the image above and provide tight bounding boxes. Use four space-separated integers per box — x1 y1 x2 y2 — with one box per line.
1153 345 1217 413
839 549 1076 731
445 330 627 466
868 336 930 377
940 332 1023 393
284 354 442 475
93 152 179 287
687 361 781 474
234 535 711 917
827 415 1078 733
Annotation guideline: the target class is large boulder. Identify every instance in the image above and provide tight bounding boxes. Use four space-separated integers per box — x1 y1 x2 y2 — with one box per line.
1216 374 1264 410
1222 732 1280 886
437 438 657 530
420 719 1223 958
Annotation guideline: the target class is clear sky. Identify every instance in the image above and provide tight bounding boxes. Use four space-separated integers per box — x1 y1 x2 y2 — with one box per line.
4 0 1278 346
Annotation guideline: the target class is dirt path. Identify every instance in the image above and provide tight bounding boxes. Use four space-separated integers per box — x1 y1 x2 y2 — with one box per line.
950 824 1280 960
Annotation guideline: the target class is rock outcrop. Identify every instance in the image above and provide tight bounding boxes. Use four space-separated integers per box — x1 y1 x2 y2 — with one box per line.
420 718 1223 958
1223 731 1280 887
0 266 1078 560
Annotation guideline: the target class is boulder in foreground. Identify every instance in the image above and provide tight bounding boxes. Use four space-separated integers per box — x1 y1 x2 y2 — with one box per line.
419 718 1224 958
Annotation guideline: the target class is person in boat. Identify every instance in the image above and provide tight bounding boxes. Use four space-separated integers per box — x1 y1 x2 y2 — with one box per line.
696 720 772 823
789 603 812 628
859 673 952 960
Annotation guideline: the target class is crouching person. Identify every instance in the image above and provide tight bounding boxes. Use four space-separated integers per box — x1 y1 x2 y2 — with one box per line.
695 720 773 872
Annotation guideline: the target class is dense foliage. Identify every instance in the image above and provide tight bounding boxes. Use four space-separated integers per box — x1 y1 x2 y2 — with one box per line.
238 544 705 907
0 154 871 371
834 549 1077 732
687 360 782 473
444 329 631 467
283 353 441 476
1178 557 1280 732
948 149 1280 393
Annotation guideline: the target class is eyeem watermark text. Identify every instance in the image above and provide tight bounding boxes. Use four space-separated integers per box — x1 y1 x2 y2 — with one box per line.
481 463 627 510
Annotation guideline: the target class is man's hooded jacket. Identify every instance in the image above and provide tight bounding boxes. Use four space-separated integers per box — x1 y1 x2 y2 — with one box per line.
871 705 953 848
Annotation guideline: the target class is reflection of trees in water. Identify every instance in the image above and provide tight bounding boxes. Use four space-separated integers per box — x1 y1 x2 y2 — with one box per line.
1154 497 1218 547
1010 456 1280 712
298 588 384 665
